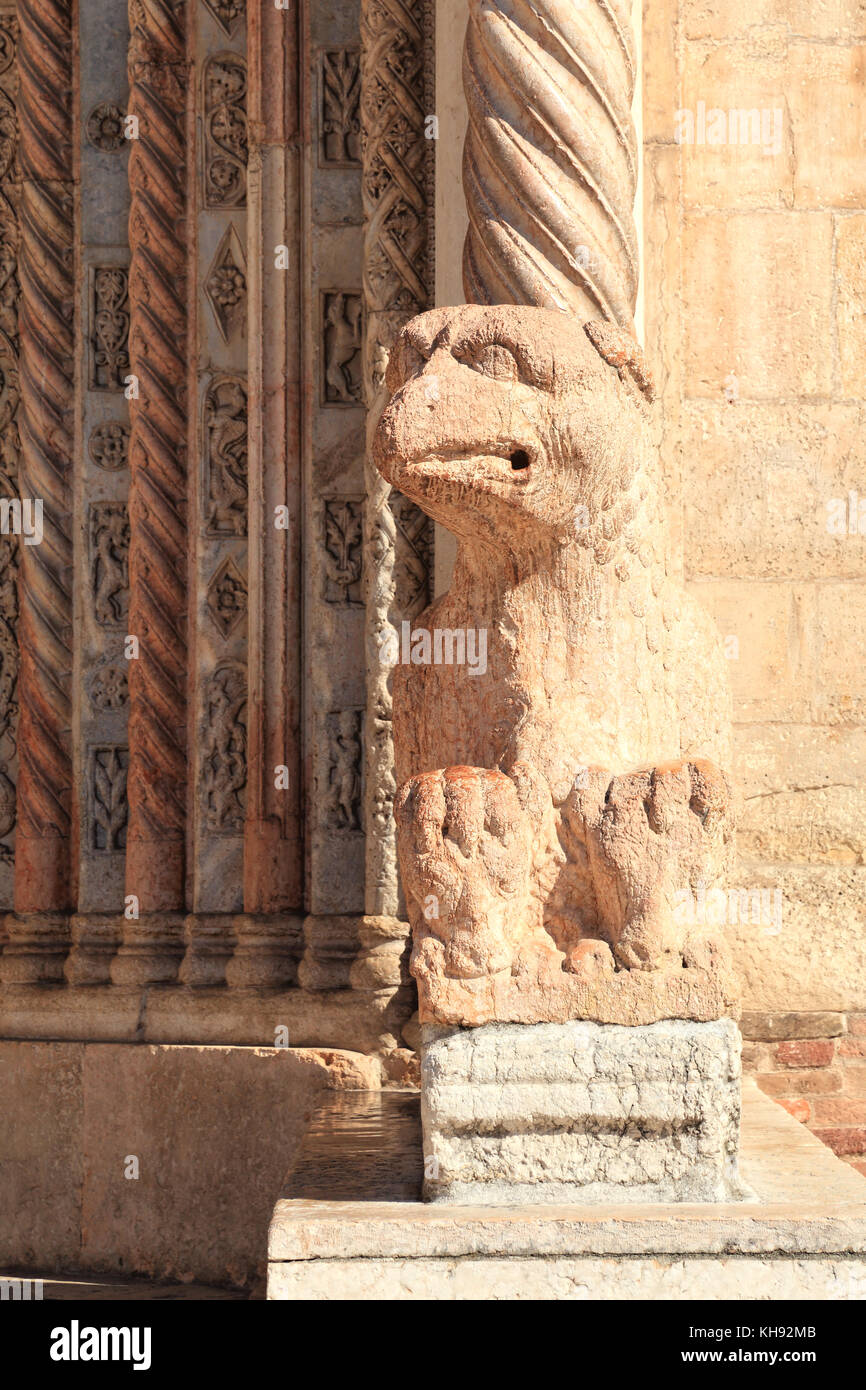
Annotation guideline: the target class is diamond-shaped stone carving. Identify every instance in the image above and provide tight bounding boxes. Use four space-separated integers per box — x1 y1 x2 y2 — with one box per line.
202 0 245 38
205 556 247 639
205 224 247 342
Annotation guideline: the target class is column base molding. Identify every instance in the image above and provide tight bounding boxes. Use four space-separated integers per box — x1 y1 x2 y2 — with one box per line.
0 913 416 1051
350 916 411 992
180 915 237 989
0 914 71 984
65 915 122 985
110 913 186 987
297 915 362 991
226 914 304 989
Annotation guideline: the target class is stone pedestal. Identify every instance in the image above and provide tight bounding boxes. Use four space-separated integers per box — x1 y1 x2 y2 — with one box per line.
421 1019 745 1205
267 1082 866 1301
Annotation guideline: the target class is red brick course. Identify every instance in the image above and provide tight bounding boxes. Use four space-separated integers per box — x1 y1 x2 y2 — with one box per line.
743 1013 866 1179
810 1127 866 1157
777 1097 811 1123
755 1068 842 1098
774 1039 835 1068
811 1097 866 1126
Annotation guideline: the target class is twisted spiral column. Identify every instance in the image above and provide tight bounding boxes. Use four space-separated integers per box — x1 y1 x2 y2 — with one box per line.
361 0 430 919
122 0 189 937
463 0 639 332
10 0 74 945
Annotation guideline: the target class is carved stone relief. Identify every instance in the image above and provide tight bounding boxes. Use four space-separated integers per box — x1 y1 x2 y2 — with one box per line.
205 223 247 340
86 102 126 152
201 662 247 833
0 481 17 861
360 0 431 916
0 514 18 720
324 709 363 833
87 662 129 712
204 54 247 208
205 555 247 639
90 502 130 627
90 744 129 852
91 266 130 390
0 756 14 860
392 491 432 621
89 420 129 471
204 374 247 535
320 49 361 166
202 0 245 39
322 291 362 405
0 20 17 195
0 15 14 83
323 498 363 606
192 3 249 916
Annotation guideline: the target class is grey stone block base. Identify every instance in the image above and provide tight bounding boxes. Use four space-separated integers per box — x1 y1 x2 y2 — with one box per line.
268 1083 866 1299
420 1018 745 1204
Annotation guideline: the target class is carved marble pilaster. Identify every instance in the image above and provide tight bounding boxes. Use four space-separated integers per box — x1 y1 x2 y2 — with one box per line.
302 0 367 935
6 0 75 980
74 0 133 925
116 0 189 982
462 0 639 333
360 0 432 918
188 1 248 936
240 0 303 940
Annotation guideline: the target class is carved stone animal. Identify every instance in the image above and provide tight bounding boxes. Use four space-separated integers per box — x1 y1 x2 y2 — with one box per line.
373 304 737 1027
324 293 362 403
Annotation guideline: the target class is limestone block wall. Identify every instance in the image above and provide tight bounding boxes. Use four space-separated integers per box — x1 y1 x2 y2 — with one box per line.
643 0 866 1098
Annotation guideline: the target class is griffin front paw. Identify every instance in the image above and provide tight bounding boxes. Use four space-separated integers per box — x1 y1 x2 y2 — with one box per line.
581 759 735 971
394 765 533 979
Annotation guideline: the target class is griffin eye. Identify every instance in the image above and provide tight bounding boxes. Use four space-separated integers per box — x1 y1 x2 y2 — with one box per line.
510 450 530 470
462 343 519 382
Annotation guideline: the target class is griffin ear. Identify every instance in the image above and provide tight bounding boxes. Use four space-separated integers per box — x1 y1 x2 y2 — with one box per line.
583 320 656 402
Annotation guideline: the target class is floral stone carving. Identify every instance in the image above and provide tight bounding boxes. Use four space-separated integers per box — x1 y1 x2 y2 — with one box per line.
374 305 738 1028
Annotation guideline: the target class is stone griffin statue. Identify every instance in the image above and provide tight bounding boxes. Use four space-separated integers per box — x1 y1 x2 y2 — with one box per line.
373 305 738 1027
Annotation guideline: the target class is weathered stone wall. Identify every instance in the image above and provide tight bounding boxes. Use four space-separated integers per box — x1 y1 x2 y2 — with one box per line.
0 1039 380 1288
643 0 866 1029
